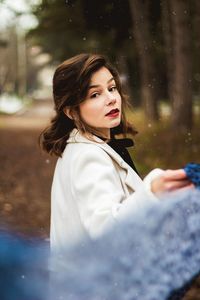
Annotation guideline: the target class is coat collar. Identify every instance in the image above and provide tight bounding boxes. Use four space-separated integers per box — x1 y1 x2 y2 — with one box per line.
67 129 143 191
67 128 122 162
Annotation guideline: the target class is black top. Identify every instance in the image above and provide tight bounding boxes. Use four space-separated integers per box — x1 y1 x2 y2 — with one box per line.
108 138 140 176
97 134 139 176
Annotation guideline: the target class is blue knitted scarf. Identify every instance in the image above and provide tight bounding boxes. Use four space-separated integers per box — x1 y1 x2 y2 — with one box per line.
184 163 200 189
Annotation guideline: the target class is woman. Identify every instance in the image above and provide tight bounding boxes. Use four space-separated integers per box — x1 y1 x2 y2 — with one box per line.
40 53 192 249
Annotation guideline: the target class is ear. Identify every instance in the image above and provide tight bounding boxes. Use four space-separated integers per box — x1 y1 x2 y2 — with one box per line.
63 107 73 120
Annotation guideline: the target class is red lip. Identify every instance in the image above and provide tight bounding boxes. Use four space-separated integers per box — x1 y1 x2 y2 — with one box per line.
105 108 119 116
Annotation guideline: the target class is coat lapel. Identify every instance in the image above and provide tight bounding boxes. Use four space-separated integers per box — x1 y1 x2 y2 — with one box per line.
67 129 144 192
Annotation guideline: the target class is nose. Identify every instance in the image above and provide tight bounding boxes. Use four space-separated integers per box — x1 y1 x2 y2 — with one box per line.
105 91 116 105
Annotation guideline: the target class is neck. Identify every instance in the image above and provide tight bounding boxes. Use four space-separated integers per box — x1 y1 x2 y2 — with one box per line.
82 129 110 141
92 128 110 139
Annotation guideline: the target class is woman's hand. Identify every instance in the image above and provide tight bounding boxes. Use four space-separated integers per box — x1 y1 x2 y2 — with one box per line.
151 169 194 195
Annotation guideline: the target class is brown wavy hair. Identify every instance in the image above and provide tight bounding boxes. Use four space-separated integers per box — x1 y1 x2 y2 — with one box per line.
39 53 137 157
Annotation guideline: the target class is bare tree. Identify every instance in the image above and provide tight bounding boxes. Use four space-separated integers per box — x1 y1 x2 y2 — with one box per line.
129 0 159 121
193 0 200 96
0 27 18 94
170 0 193 130
161 0 174 104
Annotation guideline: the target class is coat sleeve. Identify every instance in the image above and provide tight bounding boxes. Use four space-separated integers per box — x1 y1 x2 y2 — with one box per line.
71 145 163 238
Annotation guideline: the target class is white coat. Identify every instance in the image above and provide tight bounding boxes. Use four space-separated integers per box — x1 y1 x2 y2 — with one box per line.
50 128 164 251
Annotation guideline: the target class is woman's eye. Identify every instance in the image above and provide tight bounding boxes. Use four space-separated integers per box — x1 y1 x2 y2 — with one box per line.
109 86 117 92
90 92 100 98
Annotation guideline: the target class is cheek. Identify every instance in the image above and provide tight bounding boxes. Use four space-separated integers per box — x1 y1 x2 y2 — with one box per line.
117 94 122 109
79 102 100 122
119 97 122 107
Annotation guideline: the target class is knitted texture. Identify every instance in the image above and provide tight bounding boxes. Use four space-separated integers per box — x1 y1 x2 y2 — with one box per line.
184 163 200 189
51 189 200 300
1 190 200 300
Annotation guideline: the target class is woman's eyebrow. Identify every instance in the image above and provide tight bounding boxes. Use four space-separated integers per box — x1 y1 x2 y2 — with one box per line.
88 77 115 90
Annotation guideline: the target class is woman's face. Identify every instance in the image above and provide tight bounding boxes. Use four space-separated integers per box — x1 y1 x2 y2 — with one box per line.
79 67 122 138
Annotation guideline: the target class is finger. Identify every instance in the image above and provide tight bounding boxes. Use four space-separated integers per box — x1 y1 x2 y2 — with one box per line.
177 183 195 192
165 179 192 191
163 169 187 181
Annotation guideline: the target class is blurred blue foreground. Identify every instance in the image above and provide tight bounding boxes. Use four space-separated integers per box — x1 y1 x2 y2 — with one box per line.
1 189 200 300
0 233 49 300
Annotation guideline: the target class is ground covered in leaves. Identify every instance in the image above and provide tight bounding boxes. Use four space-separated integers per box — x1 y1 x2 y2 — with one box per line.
0 100 56 237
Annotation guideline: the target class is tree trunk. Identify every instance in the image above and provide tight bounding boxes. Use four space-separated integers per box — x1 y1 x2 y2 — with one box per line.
161 0 174 104
17 31 27 97
115 51 133 101
170 0 193 130
129 0 159 121
193 0 200 96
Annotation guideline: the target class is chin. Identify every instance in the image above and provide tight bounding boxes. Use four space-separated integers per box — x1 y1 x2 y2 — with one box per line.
110 120 121 129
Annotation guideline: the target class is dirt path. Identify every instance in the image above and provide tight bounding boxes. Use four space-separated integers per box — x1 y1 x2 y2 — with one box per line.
0 100 56 238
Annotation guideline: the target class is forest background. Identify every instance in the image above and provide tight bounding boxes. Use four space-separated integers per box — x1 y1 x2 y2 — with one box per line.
0 0 199 235
0 1 200 298
30 0 200 174
1 0 200 174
